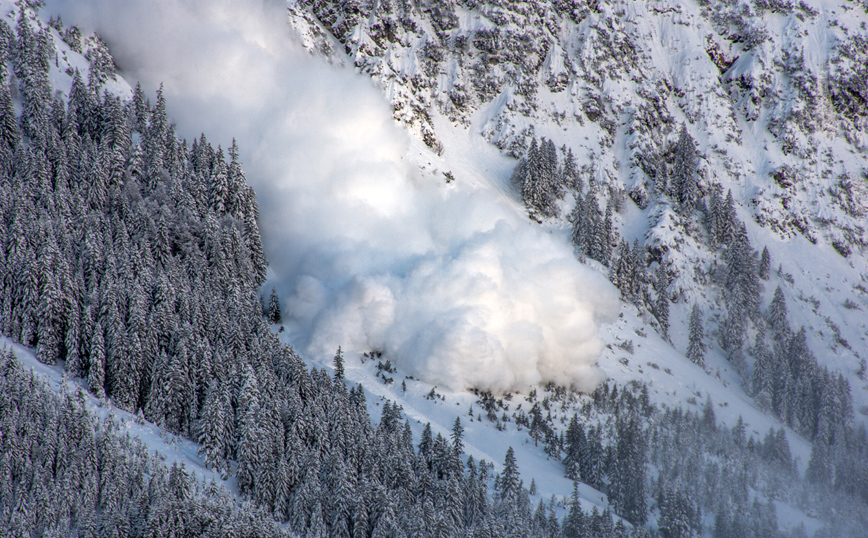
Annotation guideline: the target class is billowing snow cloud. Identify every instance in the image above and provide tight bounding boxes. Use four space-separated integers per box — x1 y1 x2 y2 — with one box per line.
50 0 618 392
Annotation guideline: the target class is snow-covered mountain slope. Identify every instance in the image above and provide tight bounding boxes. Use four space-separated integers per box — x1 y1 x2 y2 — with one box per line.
14 0 868 535
0 337 231 493
285 0 868 423
281 0 868 531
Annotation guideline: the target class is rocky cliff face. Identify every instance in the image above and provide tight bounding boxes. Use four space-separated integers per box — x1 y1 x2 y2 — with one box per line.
288 0 867 259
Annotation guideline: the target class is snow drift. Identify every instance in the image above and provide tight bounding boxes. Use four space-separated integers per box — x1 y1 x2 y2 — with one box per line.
51 0 618 392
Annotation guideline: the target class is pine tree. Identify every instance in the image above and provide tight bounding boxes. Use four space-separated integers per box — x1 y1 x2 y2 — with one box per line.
84 34 116 89
36 265 63 365
198 378 230 473
498 447 521 504
724 223 760 320
268 287 281 324
609 239 634 301
703 186 721 247
767 286 790 341
749 329 775 410
236 364 263 495
733 415 747 448
15 9 51 144
451 416 465 465
562 415 585 481
589 201 608 263
759 246 771 280
570 193 587 255
333 346 345 381
702 396 716 431
686 304 706 367
655 290 670 341
0 41 19 151
609 411 647 526
600 197 615 265
720 309 747 372
562 147 580 191
672 123 699 215
719 190 739 246
610 410 648 525
145 84 169 183
580 425 604 490
514 137 558 218
353 486 370 538
563 481 585 538
89 322 106 399
658 486 697 538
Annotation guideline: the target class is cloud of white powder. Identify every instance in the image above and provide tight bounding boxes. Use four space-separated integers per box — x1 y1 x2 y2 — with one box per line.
48 0 618 392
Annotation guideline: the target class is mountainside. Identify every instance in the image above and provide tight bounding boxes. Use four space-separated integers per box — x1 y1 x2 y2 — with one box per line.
289 0 868 255
285 0 868 432
284 0 868 533
293 0 867 262
2 0 868 537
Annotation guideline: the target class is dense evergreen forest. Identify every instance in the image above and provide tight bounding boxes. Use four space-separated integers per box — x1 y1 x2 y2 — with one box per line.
0 349 291 538
477 376 868 538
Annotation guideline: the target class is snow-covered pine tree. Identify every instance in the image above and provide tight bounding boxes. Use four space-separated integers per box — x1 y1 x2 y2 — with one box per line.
497 446 521 505
658 485 699 538
268 287 282 324
562 146 580 192
515 137 558 218
15 10 51 144
686 304 706 367
236 363 263 496
562 414 585 481
705 186 724 248
719 190 739 246
450 416 465 476
198 378 231 473
331 346 345 382
88 321 106 399
672 123 699 216
0 34 19 153
759 246 771 280
767 285 791 341
724 223 761 320
655 290 670 340
563 481 585 538
84 33 116 88
609 408 647 526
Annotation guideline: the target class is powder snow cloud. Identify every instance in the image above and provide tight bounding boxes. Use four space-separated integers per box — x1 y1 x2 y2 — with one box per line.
50 0 619 392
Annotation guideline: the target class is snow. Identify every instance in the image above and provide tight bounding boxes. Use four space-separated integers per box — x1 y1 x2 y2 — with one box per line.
17 0 868 533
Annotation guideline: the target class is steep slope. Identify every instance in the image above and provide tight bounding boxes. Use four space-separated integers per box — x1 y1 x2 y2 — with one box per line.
285 0 868 440
5 0 867 537
281 0 868 534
